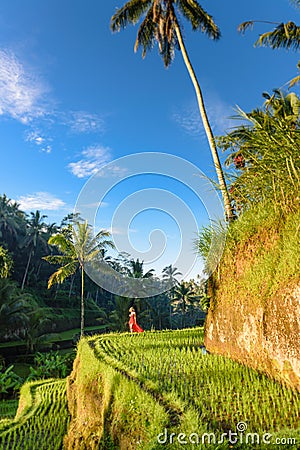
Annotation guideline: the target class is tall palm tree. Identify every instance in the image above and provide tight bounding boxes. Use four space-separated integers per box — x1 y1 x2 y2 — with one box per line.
162 264 182 288
110 0 234 221
0 194 25 249
127 258 155 279
172 281 196 328
21 211 49 290
162 264 182 325
44 221 114 336
124 257 156 300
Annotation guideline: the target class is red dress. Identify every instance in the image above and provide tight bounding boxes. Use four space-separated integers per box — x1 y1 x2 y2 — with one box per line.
129 312 144 333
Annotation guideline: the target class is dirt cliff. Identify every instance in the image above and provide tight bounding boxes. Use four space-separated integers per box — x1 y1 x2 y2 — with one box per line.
204 213 300 390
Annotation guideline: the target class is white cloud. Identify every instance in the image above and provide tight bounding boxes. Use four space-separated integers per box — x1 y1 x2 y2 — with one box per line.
17 192 66 211
109 226 138 236
0 48 107 159
65 110 106 134
42 145 52 154
173 107 203 137
25 130 52 153
0 49 47 123
173 95 236 137
95 164 128 179
68 145 112 178
26 131 45 145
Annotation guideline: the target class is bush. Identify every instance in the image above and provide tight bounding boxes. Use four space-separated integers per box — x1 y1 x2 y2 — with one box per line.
27 351 75 381
0 364 23 399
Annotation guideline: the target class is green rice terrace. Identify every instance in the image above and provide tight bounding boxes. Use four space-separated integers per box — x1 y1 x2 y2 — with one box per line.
0 379 69 449
1 328 298 449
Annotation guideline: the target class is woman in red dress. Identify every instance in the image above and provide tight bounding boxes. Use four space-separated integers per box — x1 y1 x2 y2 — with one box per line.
128 307 144 333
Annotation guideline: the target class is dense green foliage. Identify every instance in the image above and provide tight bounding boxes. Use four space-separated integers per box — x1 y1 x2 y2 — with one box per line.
218 90 300 215
26 350 75 381
0 195 206 350
0 364 23 399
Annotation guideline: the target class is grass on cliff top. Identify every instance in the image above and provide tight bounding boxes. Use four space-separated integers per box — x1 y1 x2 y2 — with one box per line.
197 201 300 302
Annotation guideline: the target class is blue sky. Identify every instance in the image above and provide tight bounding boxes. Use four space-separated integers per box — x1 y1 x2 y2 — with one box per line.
0 0 299 280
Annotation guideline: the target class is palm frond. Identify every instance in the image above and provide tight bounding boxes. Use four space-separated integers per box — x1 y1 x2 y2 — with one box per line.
238 20 280 35
43 254 75 266
111 0 152 32
288 73 300 88
48 233 75 255
134 5 157 56
47 261 78 288
158 12 178 67
255 21 300 51
178 0 220 38
238 21 255 34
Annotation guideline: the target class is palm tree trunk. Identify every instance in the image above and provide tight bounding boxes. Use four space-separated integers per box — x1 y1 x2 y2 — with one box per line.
21 251 32 290
68 274 75 299
80 265 85 337
174 22 234 222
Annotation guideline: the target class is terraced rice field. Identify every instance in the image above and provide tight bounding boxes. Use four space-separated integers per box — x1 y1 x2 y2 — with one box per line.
0 379 70 450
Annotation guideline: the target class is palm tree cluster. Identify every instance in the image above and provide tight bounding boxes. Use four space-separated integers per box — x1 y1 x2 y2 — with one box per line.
0 195 207 345
0 196 55 289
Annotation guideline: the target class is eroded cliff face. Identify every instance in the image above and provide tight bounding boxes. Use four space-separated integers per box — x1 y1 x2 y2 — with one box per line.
205 275 300 389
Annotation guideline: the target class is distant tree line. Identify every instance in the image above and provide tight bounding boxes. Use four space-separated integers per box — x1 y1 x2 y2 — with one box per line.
0 195 207 348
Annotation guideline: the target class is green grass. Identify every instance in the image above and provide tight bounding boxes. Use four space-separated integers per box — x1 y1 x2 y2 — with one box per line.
0 379 70 450
80 328 300 449
197 202 300 307
1 328 299 449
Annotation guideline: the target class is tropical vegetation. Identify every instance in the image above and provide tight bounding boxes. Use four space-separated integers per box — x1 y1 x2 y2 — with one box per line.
0 2 300 448
44 221 114 336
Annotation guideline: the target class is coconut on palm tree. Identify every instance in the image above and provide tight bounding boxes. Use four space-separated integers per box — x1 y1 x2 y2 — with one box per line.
110 0 234 221
44 221 114 336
